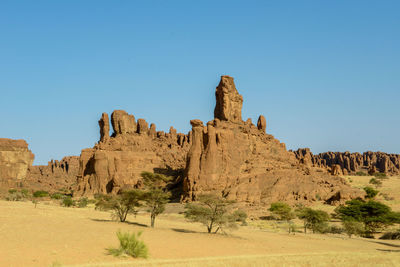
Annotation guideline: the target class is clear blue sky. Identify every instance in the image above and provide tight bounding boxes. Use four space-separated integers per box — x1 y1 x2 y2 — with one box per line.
1 0 399 165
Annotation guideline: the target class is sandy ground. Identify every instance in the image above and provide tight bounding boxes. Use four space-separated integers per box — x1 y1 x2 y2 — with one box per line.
1 201 399 267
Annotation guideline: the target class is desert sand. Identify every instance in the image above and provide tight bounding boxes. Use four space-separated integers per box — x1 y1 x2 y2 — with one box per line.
0 201 399 267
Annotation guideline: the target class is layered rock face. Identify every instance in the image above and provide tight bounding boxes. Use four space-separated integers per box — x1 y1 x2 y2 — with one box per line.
182 76 362 205
26 156 79 191
76 111 191 196
293 149 400 176
0 138 34 184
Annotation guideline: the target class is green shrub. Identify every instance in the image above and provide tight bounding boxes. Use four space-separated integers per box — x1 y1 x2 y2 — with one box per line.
328 225 344 234
374 172 387 179
364 186 379 199
77 197 88 208
355 171 368 176
8 189 18 194
62 197 75 207
232 209 248 225
342 220 364 238
20 189 30 198
380 229 400 240
369 178 382 187
33 190 49 198
51 193 64 200
107 230 148 258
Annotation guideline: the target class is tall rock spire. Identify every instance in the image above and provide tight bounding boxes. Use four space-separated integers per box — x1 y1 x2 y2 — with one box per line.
214 75 243 123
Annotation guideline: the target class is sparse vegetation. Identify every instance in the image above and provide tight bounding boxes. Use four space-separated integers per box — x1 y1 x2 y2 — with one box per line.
77 197 89 208
95 190 143 222
107 230 148 258
369 178 382 188
184 194 240 234
6 188 30 201
62 196 75 207
374 172 387 179
342 220 364 238
364 186 379 199
355 171 368 176
33 190 49 198
380 229 400 240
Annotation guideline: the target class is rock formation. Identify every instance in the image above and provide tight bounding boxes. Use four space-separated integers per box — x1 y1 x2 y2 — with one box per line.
25 156 79 191
182 76 362 205
75 110 191 196
293 149 400 176
0 138 34 185
214 76 243 123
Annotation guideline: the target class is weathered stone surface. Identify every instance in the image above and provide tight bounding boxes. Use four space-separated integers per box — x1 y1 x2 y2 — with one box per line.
293 149 400 175
182 76 362 205
214 75 243 123
0 138 34 182
111 110 136 136
75 112 191 196
257 115 267 133
99 113 110 142
25 156 79 191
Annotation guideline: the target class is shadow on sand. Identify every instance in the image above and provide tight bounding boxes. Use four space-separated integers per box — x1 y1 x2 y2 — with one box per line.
90 218 148 228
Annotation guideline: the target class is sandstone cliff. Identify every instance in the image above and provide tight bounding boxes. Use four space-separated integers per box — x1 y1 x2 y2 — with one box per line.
293 148 400 176
0 138 34 186
182 76 362 205
75 111 191 196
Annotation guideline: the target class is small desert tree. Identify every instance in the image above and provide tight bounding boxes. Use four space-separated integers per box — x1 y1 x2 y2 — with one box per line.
296 207 330 234
184 194 241 234
269 202 296 233
95 190 143 222
141 171 172 228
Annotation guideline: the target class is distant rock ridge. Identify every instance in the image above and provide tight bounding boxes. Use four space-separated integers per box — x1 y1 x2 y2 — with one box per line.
75 110 191 196
293 148 400 176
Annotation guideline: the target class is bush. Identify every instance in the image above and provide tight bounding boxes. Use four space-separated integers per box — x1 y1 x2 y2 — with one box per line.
33 190 49 198
380 229 400 240
50 193 65 200
8 189 18 194
369 178 382 187
77 197 89 208
107 230 148 258
328 225 345 234
62 197 75 207
232 209 248 225
374 172 387 179
364 187 379 199
355 171 368 176
342 220 364 238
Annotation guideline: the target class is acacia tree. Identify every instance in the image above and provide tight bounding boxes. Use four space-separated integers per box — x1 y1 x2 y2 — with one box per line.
95 190 143 222
184 194 242 234
336 199 400 235
269 202 296 233
296 207 330 234
140 171 172 228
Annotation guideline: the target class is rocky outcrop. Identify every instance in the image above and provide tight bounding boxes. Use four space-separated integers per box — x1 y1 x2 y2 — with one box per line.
293 149 400 176
25 156 79 191
0 138 34 185
214 76 243 123
182 76 362 205
75 110 191 196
